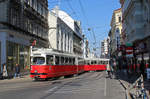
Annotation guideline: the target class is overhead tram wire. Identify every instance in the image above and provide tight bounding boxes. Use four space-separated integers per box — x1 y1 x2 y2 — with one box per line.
78 0 97 49
66 0 79 20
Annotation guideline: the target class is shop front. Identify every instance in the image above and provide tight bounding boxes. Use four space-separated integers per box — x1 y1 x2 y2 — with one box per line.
7 41 30 76
0 31 31 77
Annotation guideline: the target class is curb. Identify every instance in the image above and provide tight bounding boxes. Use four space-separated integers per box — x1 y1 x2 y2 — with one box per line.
0 74 31 82
118 79 131 99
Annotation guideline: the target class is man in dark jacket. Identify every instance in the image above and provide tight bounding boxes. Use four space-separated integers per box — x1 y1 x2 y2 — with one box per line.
14 64 20 78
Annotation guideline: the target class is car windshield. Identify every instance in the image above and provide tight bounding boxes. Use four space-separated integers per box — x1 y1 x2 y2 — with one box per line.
32 57 45 65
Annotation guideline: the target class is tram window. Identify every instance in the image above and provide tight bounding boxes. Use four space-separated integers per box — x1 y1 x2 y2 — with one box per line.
84 61 86 65
98 61 101 64
99 61 101 64
73 58 75 65
61 57 64 65
105 61 108 64
85 61 87 65
102 61 105 65
33 57 45 65
55 56 59 65
78 61 81 65
91 61 94 65
65 57 69 65
46 55 54 65
88 60 91 65
69 58 72 65
81 60 84 65
94 61 97 65
78 60 83 65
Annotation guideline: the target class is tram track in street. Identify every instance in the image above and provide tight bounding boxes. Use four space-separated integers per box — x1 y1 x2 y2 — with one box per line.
0 71 126 99
40 71 104 99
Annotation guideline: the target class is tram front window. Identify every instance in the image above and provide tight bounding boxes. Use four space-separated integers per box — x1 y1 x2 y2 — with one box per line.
32 57 45 65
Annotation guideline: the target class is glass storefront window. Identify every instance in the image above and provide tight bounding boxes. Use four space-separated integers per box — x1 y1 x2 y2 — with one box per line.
19 45 30 70
7 41 18 73
7 41 30 74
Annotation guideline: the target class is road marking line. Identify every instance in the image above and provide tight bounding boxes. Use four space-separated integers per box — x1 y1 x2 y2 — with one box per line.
104 77 107 96
46 86 58 93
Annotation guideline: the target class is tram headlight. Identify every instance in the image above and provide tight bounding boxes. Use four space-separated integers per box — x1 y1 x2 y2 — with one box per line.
35 70 38 73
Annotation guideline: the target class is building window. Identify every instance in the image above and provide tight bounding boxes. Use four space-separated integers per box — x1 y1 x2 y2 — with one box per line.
116 28 120 33
119 16 121 22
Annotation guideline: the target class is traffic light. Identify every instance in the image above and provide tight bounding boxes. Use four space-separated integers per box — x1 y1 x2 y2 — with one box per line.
30 39 36 46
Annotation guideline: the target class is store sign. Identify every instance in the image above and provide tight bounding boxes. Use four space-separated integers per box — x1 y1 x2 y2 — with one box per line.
126 43 133 47
147 68 150 79
126 46 133 57
20 52 28 55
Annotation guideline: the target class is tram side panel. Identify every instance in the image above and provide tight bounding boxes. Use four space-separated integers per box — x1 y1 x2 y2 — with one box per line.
30 65 78 79
77 60 85 74
84 65 106 71
30 65 51 79
51 65 77 77
84 59 107 71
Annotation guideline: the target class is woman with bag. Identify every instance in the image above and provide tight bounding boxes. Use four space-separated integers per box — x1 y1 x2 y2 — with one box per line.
2 63 8 79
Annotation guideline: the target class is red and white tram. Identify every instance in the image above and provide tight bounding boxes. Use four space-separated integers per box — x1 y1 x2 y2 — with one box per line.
30 49 82 80
83 58 109 71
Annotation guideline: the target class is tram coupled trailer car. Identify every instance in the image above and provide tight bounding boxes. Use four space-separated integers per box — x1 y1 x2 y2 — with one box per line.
83 58 109 71
30 49 79 80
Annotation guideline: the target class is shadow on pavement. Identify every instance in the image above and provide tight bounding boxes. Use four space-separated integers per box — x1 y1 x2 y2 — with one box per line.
114 71 140 85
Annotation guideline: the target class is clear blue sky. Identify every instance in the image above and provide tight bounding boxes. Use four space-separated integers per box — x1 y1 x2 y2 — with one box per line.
48 0 121 55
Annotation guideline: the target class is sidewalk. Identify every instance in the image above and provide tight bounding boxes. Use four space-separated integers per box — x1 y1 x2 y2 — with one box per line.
116 71 150 99
0 73 31 83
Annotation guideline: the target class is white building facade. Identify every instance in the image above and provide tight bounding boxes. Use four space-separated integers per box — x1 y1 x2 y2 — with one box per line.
48 8 83 56
48 11 73 53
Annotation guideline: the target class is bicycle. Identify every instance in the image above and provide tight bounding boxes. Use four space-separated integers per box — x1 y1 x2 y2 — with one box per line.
131 75 149 99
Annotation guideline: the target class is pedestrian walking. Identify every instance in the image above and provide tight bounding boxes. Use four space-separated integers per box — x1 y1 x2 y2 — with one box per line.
107 64 111 78
2 63 8 79
14 63 20 78
140 60 145 78
113 61 117 72
123 61 127 75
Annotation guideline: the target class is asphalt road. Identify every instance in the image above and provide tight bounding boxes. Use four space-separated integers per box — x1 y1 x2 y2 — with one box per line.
0 71 126 99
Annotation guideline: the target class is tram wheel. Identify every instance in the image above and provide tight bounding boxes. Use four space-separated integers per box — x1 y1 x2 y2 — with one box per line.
64 75 72 78
45 78 49 81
